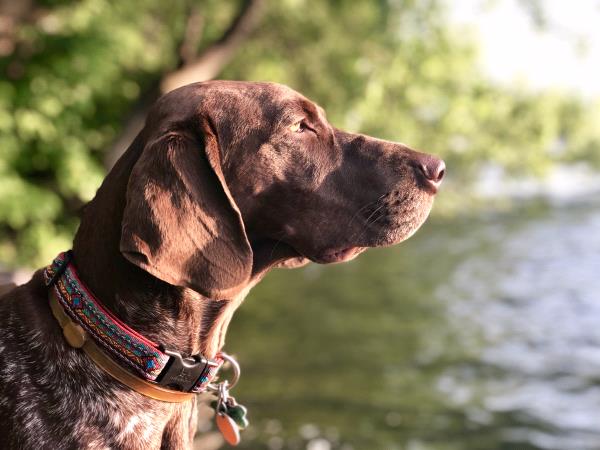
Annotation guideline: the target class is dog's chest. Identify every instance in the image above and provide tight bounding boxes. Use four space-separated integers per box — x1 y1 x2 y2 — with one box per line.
0 287 195 450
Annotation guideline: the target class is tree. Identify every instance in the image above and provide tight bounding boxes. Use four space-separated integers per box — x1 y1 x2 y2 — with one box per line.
0 0 598 268
0 0 263 266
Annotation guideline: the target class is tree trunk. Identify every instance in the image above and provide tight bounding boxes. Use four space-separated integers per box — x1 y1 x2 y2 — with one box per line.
104 0 265 169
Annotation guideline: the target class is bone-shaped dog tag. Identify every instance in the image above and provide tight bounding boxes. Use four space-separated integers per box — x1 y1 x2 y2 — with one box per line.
226 403 249 429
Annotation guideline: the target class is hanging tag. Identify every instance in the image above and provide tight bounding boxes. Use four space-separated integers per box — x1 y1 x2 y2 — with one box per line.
216 412 241 446
225 401 249 429
209 354 247 445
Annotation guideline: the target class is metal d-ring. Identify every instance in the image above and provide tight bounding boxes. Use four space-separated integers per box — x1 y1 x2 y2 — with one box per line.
208 352 240 393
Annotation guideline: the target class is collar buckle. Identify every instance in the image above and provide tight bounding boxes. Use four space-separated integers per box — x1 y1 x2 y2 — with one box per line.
156 348 214 392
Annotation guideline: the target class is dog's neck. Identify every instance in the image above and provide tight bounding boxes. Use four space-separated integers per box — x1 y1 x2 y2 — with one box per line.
71 139 252 359
70 136 299 359
73 225 248 360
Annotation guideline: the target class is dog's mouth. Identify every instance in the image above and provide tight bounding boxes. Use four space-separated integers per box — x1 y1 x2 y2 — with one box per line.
284 200 433 265
269 187 435 267
360 189 435 245
374 204 433 246
280 243 365 265
311 246 366 264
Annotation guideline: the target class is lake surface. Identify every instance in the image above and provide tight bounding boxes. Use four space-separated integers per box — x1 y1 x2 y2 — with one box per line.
216 198 600 450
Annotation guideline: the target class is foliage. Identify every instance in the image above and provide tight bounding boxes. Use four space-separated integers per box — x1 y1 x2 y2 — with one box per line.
0 0 191 265
0 0 598 267
221 0 600 179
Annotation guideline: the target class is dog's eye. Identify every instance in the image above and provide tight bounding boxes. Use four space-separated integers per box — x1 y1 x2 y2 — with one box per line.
289 121 306 133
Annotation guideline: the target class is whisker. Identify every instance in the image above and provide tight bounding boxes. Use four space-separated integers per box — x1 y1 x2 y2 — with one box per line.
346 194 387 229
353 210 388 243
350 202 386 242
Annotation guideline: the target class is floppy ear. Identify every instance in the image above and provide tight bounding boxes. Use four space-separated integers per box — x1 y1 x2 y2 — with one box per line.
119 125 252 300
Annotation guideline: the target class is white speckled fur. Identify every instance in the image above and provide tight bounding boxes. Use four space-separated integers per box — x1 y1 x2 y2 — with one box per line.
0 273 202 450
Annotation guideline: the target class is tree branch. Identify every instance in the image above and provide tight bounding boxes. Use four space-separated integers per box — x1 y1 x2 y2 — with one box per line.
160 0 265 94
179 6 204 65
0 0 33 56
104 0 265 169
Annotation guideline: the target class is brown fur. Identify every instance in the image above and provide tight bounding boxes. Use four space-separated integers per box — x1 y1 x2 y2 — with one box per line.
0 81 444 449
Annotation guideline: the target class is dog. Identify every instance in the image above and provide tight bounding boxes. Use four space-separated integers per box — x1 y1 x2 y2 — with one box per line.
0 81 444 449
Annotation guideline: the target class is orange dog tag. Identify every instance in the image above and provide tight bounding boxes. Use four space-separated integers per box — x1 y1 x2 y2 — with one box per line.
216 413 240 446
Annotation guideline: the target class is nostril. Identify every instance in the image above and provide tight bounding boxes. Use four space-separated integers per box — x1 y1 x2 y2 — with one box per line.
435 163 445 182
419 159 445 185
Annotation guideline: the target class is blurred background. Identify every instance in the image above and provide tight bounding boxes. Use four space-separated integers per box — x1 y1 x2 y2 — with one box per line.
1 0 599 449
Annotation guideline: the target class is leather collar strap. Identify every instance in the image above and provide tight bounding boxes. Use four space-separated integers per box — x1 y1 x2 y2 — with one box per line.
44 251 224 403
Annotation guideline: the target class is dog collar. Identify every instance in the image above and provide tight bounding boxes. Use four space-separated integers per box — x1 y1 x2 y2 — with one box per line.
44 251 226 402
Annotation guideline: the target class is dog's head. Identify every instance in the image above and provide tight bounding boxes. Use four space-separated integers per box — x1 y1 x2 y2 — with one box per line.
120 81 444 299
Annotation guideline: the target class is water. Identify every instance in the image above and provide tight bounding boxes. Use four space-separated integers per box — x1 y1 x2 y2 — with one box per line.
218 199 600 450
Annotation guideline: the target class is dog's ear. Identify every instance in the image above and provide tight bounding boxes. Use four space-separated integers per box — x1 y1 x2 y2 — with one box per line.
119 124 252 300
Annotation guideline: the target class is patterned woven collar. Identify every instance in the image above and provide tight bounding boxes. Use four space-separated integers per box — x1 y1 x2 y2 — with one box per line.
44 251 223 393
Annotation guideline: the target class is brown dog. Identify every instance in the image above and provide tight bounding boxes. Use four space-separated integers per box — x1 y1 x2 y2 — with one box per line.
0 81 444 449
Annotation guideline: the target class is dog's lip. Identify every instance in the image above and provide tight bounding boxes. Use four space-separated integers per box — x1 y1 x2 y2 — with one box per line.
310 246 366 264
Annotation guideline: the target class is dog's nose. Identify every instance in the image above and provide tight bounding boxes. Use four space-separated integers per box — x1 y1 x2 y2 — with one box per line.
416 155 445 190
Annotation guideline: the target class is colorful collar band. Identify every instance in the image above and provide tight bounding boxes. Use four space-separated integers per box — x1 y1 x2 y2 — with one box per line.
44 251 223 396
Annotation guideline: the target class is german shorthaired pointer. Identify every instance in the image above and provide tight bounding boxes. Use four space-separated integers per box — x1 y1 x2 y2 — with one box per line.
0 81 444 449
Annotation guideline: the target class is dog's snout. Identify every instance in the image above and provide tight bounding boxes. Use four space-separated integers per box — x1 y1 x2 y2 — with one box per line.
415 155 445 191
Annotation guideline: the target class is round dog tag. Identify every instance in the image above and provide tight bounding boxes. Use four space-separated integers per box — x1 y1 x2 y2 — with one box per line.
216 412 241 446
63 322 86 348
